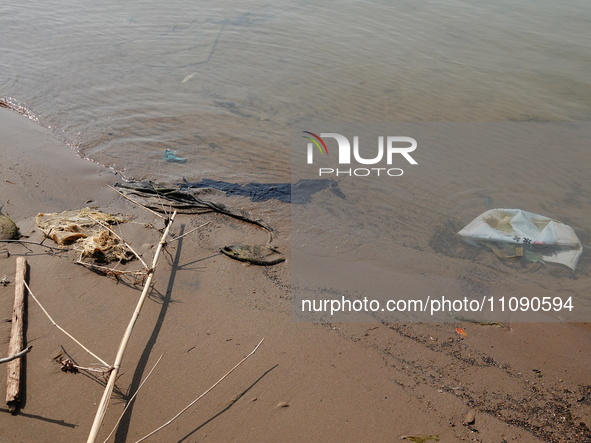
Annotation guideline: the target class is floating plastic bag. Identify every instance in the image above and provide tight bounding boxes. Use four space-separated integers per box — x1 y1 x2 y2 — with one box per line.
458 209 583 270
163 149 187 163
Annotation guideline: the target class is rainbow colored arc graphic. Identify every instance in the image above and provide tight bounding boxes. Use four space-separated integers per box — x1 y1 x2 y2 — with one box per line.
302 131 328 155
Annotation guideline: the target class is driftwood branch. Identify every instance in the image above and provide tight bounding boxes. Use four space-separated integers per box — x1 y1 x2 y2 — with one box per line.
5 257 28 413
24 281 109 367
135 338 264 442
0 346 32 364
87 211 177 443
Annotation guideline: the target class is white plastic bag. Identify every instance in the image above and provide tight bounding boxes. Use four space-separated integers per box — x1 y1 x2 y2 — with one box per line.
458 208 583 270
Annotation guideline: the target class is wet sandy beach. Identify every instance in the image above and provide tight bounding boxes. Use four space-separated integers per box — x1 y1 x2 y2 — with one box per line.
1 108 591 442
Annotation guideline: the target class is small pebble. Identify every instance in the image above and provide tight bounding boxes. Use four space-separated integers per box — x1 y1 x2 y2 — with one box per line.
463 409 476 426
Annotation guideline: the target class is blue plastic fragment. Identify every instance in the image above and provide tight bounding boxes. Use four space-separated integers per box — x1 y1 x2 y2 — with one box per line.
164 149 187 163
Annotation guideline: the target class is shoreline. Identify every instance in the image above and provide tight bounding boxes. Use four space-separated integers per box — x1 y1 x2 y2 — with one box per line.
1 108 591 442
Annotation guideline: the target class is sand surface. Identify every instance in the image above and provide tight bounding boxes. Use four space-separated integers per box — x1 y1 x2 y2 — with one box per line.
1 108 591 442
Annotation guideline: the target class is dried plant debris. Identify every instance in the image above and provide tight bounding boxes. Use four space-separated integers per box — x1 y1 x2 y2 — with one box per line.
36 208 133 263
75 229 135 263
53 352 78 373
115 182 274 233
52 351 111 376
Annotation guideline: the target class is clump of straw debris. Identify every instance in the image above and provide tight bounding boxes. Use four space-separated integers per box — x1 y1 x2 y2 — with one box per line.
75 229 134 263
36 208 133 263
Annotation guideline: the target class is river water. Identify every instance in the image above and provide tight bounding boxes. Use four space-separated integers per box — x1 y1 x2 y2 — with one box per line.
1 0 590 181
1 0 590 321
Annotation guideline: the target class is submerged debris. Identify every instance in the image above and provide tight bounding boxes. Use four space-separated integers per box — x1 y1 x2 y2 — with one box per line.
179 177 345 204
458 208 583 270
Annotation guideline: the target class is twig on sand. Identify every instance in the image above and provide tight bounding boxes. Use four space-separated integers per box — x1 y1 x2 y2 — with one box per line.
107 185 164 219
87 211 177 443
24 281 109 368
102 355 164 443
0 239 66 252
135 338 264 443
169 222 209 242
75 261 147 277
0 346 32 365
75 261 148 286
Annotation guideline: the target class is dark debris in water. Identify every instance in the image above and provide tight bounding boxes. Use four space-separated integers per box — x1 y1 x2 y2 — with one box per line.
428 219 481 260
179 178 345 204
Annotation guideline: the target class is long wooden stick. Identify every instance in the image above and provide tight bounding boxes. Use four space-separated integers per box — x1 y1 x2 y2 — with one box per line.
6 257 27 413
135 338 264 443
87 211 177 443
